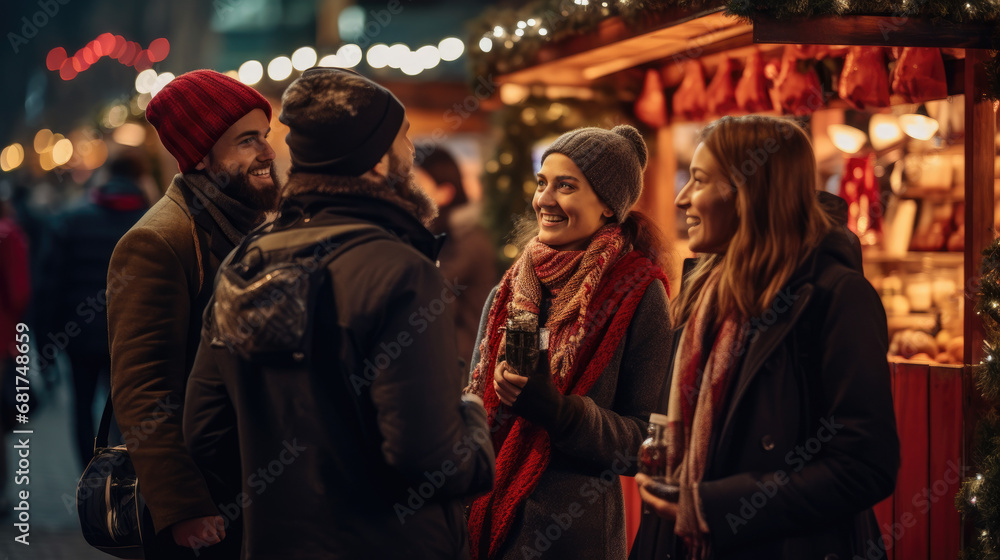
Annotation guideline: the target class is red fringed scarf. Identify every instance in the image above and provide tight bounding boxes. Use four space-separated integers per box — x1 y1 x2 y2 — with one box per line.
665 265 746 559
467 224 668 560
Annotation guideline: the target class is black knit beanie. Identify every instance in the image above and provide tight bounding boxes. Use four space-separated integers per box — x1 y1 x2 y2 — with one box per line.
279 67 405 176
541 124 648 222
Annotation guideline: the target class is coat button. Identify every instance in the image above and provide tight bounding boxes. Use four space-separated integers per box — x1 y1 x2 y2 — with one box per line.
761 435 775 451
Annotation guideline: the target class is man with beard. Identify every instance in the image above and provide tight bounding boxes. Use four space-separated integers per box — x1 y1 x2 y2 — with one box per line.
183 67 495 559
107 69 279 559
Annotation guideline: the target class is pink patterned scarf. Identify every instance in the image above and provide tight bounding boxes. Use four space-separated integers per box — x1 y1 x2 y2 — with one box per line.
665 265 746 559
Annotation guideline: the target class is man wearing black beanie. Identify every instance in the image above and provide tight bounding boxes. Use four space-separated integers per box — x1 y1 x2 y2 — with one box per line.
183 67 495 559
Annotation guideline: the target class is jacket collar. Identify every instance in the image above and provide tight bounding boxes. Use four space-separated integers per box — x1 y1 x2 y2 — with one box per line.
276 191 445 262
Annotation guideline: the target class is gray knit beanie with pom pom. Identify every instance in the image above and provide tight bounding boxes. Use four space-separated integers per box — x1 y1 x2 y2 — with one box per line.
541 124 647 223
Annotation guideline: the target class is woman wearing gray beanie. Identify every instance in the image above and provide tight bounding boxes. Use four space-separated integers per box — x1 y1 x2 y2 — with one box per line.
465 124 673 559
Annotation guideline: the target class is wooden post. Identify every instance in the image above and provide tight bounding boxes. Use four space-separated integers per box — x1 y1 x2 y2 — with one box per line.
963 48 996 552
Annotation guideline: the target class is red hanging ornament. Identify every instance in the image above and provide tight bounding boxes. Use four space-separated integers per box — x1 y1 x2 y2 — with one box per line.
634 68 669 128
735 48 772 113
892 47 948 103
839 154 882 246
839 46 891 110
672 60 707 122
774 45 824 116
707 58 739 117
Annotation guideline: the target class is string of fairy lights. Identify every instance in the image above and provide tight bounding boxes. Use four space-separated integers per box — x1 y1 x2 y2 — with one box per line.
0 35 468 177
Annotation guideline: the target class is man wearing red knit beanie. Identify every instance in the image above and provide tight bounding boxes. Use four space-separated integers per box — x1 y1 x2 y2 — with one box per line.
107 69 278 560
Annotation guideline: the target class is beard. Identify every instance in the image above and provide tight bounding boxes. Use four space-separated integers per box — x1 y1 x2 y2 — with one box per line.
387 151 437 227
205 160 282 212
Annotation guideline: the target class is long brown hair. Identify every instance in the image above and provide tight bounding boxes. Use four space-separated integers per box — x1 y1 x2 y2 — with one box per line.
510 210 671 272
670 115 836 326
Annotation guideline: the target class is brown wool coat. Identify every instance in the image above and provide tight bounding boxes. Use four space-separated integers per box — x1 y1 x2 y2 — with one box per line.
107 178 247 556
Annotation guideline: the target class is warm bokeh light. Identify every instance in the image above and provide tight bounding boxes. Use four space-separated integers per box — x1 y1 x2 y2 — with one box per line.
400 53 424 76
150 72 175 97
478 37 493 53
39 151 56 171
34 129 53 154
0 143 25 172
80 139 109 170
367 44 389 69
268 56 293 81
291 47 317 71
239 60 264 85
136 92 152 111
828 124 868 154
438 37 464 61
387 44 409 69
318 55 339 67
105 104 128 129
52 138 74 166
899 114 940 141
869 114 904 151
113 123 147 147
415 46 440 70
337 44 362 68
135 68 158 93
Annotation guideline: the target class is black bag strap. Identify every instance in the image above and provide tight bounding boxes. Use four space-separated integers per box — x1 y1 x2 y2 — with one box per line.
96 395 115 451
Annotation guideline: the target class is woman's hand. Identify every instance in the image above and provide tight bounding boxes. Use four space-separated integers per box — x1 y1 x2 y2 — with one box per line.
636 473 679 520
172 515 226 548
493 361 528 406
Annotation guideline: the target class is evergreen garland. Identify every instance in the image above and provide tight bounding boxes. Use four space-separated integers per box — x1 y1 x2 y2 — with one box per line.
957 239 1000 560
467 0 1000 99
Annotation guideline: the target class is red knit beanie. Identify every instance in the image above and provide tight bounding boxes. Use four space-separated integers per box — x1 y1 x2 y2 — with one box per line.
145 69 272 173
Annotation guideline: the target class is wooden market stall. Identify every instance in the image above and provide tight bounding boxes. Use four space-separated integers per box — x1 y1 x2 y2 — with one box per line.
473 2 998 557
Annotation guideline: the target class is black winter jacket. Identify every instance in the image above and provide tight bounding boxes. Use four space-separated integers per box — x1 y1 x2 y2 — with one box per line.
184 181 495 560
631 227 899 560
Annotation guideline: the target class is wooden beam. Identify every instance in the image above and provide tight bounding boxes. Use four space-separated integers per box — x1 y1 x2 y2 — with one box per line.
754 13 998 49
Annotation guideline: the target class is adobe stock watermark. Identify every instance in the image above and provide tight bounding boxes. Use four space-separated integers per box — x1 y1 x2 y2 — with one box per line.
521 450 635 558
393 423 492 524
725 416 844 534
350 278 468 393
63 396 182 514
35 269 135 371
8 0 71 54
188 439 307 555
853 459 965 560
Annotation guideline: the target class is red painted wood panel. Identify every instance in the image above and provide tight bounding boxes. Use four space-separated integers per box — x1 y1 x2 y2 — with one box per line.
928 365 963 560
892 362 930 560
873 361 897 560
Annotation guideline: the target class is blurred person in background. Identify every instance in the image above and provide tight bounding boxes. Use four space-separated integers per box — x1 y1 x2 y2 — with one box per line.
40 149 151 468
414 143 498 368
108 69 279 559
0 182 31 511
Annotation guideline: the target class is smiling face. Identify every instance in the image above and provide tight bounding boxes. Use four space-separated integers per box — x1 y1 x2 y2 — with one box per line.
533 153 613 251
197 108 279 211
675 142 739 254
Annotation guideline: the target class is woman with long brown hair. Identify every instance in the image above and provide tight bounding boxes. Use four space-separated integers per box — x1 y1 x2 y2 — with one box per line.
632 115 899 559
466 125 672 559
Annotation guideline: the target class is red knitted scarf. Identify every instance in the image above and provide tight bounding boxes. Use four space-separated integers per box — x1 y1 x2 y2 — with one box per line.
467 225 668 560
665 265 746 559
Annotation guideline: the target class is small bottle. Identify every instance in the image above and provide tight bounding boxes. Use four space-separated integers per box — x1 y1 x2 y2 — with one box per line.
638 413 669 482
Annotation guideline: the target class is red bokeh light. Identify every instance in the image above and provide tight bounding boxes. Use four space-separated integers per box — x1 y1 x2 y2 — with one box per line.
148 38 170 62
59 59 78 81
46 47 67 71
119 42 139 66
133 50 153 72
97 33 115 55
110 35 126 59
